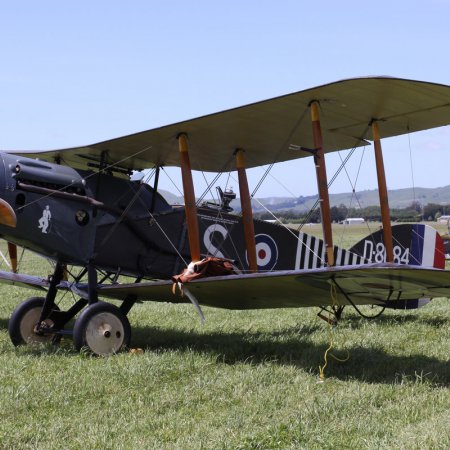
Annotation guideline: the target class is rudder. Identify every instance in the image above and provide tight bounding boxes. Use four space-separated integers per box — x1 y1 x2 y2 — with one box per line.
349 223 445 269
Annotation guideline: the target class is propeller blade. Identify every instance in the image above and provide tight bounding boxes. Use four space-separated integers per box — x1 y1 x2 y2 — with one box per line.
0 199 17 228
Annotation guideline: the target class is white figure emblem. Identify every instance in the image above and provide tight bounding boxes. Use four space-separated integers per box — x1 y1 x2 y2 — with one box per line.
38 205 52 234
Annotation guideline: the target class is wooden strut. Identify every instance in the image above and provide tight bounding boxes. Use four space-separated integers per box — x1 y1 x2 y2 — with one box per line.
310 102 334 266
372 121 394 262
177 133 201 262
235 149 258 272
150 166 160 213
7 242 17 273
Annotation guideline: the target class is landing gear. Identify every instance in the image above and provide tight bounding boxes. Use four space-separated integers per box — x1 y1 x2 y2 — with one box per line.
333 305 345 321
73 302 131 356
8 262 135 355
8 297 60 346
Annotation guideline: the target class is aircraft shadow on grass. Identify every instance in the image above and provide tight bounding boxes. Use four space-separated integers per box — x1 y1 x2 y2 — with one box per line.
0 316 448 386
129 322 449 386
339 313 449 328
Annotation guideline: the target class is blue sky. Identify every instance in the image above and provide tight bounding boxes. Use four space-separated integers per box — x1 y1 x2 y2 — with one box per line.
1 0 449 200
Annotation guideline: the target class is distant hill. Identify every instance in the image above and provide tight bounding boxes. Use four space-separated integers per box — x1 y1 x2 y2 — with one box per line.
159 186 450 213
159 189 183 205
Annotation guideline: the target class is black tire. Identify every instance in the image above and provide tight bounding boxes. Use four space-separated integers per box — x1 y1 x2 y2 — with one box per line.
73 302 131 356
8 297 60 346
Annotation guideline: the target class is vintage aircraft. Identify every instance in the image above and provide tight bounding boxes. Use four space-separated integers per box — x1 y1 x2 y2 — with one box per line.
1 76 450 356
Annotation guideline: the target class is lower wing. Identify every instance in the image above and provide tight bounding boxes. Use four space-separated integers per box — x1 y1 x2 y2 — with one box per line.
2 264 449 310
96 263 450 310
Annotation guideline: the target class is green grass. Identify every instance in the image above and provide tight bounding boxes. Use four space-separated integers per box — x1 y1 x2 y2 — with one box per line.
0 225 449 449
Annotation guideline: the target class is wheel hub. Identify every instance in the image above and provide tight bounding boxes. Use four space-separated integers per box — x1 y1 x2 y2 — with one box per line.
85 312 126 356
21 309 56 344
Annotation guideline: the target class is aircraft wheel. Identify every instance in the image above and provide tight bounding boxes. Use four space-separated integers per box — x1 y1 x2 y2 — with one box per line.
8 297 60 346
73 302 131 356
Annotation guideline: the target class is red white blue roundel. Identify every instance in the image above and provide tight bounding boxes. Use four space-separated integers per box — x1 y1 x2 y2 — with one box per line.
251 234 278 271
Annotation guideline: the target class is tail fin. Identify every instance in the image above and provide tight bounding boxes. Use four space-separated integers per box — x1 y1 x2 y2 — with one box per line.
350 224 445 310
349 224 445 269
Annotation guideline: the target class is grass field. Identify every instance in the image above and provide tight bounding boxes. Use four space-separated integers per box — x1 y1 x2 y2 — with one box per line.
0 224 449 449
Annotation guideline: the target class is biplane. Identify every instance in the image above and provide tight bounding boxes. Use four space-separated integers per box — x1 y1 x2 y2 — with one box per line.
1 76 450 356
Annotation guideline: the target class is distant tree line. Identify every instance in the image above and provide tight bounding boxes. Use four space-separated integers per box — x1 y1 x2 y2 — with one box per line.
255 202 450 224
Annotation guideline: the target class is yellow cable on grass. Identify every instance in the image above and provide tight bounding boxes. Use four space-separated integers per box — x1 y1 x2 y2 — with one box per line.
318 283 350 382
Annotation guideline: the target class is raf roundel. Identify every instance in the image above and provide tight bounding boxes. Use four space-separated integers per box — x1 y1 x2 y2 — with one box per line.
253 234 278 271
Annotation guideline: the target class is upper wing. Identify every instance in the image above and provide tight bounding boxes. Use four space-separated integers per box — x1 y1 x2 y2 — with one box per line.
10 77 450 173
97 263 450 309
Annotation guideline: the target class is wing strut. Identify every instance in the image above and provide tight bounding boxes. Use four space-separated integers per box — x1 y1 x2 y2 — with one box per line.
150 166 160 213
371 121 394 262
178 133 201 262
7 242 17 273
235 149 258 272
310 102 334 266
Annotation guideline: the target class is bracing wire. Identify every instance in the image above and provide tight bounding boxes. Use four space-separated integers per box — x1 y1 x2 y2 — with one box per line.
295 113 370 233
407 127 417 206
216 172 245 270
250 106 309 198
161 166 184 198
97 175 156 249
194 170 246 270
146 210 189 267
200 171 219 205
195 154 236 206
15 146 153 213
124 182 189 267
296 145 360 232
230 174 324 264
113 168 156 207
334 145 379 247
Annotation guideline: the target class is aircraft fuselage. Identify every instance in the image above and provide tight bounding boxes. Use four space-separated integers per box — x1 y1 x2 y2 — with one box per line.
0 152 308 278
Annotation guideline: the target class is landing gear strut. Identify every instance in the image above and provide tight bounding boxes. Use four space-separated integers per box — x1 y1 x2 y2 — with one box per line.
8 261 66 346
317 305 345 326
8 261 134 355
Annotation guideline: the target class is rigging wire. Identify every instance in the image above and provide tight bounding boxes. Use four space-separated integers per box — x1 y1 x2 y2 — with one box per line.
200 171 219 205
126 185 189 267
97 175 155 249
161 166 184 198
334 145 378 247
12 143 190 271
113 168 156 207
407 127 417 206
296 145 359 232
294 113 370 233
235 182 324 263
0 248 10 269
147 210 188 267
195 154 236 206
15 146 153 213
213 172 245 270
250 106 309 198
194 170 246 270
